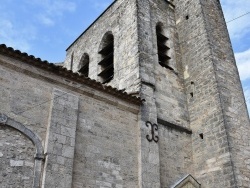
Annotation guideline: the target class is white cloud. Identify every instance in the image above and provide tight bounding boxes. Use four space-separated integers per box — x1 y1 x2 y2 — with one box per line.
221 0 250 116
244 88 250 115
235 49 250 81
26 0 76 13
221 0 250 40
0 20 13 38
0 19 36 52
0 0 77 53
24 0 76 26
38 15 55 26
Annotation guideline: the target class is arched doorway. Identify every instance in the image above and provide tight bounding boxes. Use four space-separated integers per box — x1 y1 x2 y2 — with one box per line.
0 114 44 188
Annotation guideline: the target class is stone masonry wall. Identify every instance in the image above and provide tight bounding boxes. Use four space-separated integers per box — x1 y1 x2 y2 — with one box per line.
136 0 192 187
72 93 139 188
158 124 193 187
42 89 79 188
0 53 140 187
136 0 162 187
200 0 250 187
175 0 248 187
0 125 35 188
147 0 189 128
0 55 51 144
65 0 140 94
1 0 249 187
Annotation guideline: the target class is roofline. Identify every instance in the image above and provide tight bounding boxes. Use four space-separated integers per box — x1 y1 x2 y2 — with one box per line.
66 0 118 51
0 44 142 105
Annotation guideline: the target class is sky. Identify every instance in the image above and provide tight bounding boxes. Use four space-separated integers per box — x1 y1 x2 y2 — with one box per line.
0 0 249 114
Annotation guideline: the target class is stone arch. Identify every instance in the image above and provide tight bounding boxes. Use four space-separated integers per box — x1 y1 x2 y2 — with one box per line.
0 113 44 188
78 53 90 77
98 31 114 52
98 31 114 84
155 22 173 71
156 22 164 34
70 51 74 71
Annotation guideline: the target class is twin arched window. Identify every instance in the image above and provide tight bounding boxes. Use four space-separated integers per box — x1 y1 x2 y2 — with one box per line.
78 32 114 84
78 26 172 82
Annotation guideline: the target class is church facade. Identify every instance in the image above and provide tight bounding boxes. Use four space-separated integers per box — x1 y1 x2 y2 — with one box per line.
0 0 250 187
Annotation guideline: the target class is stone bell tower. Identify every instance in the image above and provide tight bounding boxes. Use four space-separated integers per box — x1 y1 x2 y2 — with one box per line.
131 0 250 187
64 0 250 187
174 0 250 187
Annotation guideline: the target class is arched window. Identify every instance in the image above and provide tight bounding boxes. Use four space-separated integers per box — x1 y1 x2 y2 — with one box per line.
70 52 74 71
98 32 114 84
79 53 89 77
156 24 173 70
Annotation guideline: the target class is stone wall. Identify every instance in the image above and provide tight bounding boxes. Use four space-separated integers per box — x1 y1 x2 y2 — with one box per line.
1 0 249 187
0 55 51 143
136 0 193 187
65 0 140 94
175 0 250 187
0 52 140 187
0 55 50 187
146 0 189 128
72 93 139 187
201 1 250 187
0 125 35 188
175 0 234 186
158 124 193 187
42 89 79 188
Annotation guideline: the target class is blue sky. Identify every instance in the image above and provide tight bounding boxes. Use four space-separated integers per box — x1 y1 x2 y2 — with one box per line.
221 0 250 115
0 0 249 113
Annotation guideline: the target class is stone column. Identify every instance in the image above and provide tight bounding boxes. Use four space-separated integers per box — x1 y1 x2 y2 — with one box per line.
138 84 161 188
42 89 79 188
136 0 161 186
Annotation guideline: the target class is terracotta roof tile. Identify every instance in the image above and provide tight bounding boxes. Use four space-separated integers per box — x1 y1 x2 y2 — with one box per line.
0 44 142 105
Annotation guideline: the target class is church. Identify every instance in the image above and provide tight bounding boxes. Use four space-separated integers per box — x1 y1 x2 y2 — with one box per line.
0 0 250 187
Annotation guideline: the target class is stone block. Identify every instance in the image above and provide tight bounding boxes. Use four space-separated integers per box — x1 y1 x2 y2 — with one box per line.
61 126 76 138
10 160 24 167
62 145 74 158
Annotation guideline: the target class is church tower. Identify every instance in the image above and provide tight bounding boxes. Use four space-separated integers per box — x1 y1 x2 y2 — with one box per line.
174 0 250 187
64 0 250 187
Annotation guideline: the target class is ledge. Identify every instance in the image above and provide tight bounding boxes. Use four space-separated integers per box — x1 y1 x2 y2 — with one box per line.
157 118 192 134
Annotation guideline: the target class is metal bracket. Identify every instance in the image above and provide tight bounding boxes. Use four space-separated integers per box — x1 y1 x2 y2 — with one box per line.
146 121 159 143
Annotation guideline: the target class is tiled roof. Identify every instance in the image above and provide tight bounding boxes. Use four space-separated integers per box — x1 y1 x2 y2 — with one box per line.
0 44 142 105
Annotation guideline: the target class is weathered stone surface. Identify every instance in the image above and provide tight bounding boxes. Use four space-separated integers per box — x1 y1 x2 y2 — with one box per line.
175 0 250 187
0 125 35 188
65 0 140 94
42 89 79 188
72 93 139 187
0 0 249 187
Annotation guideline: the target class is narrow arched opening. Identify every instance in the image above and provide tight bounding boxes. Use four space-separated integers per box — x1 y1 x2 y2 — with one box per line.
79 53 89 77
156 23 172 70
98 32 114 84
